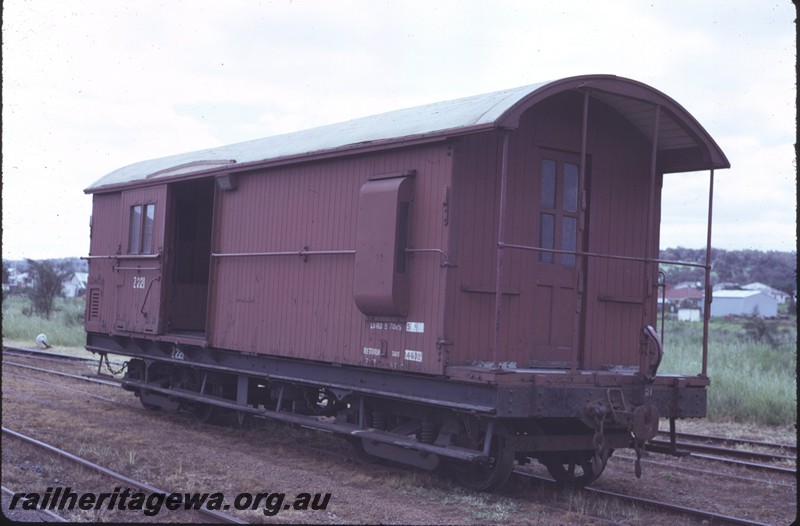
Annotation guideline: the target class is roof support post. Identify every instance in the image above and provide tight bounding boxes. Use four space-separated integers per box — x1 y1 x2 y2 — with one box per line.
492 129 511 371
640 104 661 380
701 169 715 377
571 90 590 372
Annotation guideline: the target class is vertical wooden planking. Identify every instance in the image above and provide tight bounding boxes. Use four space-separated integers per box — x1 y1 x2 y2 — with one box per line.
207 144 451 374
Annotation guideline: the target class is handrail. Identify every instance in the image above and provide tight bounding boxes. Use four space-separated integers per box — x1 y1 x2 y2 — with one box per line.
498 242 709 270
211 247 454 267
405 248 455 267
82 253 161 260
211 249 356 258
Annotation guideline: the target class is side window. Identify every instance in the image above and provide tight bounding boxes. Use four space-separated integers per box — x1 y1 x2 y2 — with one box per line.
128 203 155 254
538 158 578 266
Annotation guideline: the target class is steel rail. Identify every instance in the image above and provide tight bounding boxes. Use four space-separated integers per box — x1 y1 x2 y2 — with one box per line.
2 370 120 403
2 485 67 522
580 481 772 526
2 361 122 387
1 427 247 524
513 469 772 526
2 345 126 368
647 439 796 463
681 452 796 476
2 345 99 363
658 430 797 453
613 453 797 488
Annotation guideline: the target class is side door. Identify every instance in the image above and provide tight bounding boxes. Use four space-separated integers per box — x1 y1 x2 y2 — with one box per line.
529 149 586 366
114 185 168 335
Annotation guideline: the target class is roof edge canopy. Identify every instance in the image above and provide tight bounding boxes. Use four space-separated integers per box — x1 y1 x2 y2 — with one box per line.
86 74 729 193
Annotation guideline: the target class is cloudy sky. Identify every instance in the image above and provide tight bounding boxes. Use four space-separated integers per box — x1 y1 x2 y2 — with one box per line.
2 0 795 260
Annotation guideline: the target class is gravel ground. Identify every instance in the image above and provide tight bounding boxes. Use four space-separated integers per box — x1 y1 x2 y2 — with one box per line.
2 356 796 524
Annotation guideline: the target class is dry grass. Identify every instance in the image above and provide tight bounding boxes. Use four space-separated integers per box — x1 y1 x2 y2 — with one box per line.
3 350 797 524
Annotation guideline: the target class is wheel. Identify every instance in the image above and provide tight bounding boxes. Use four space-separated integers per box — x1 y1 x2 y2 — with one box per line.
457 434 515 492
137 391 160 411
181 370 236 425
346 437 380 464
540 451 601 488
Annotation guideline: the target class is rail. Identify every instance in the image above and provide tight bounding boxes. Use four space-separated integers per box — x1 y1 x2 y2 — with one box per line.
498 243 709 269
2 427 246 524
211 249 356 258
211 247 453 265
405 247 455 267
81 253 162 260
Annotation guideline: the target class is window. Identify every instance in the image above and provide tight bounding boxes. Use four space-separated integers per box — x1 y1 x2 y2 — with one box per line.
128 203 155 254
538 158 579 266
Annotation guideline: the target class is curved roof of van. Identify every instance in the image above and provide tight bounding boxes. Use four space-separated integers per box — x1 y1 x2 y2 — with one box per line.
86 74 729 193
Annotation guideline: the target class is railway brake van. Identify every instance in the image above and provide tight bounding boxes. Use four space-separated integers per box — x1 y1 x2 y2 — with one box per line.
84 75 729 490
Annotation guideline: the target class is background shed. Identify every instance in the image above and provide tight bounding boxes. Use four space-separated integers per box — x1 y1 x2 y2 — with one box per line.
711 290 778 318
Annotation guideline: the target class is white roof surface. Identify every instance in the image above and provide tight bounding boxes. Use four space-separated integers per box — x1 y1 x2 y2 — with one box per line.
713 290 764 298
86 81 550 192
85 74 729 192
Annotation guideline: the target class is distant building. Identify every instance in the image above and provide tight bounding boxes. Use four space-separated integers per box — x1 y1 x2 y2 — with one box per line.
662 284 704 312
62 272 88 298
6 269 32 293
678 308 702 322
741 282 791 304
711 290 778 318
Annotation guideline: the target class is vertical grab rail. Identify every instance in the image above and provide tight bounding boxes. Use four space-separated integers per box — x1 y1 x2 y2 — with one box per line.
658 270 667 347
701 169 715 378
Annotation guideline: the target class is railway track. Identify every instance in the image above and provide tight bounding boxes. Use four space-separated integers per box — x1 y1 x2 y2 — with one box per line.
2 344 125 370
2 484 67 522
646 436 796 476
2 427 246 524
659 430 797 454
513 469 773 526
3 344 795 524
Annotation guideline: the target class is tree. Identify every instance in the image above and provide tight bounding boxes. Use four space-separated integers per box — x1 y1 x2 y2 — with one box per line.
25 259 71 319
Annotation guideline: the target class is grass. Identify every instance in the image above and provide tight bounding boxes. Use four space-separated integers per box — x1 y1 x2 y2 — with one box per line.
2 294 87 347
659 316 797 426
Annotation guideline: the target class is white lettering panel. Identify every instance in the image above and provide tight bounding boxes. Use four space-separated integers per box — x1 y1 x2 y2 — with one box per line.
404 349 423 362
406 322 424 333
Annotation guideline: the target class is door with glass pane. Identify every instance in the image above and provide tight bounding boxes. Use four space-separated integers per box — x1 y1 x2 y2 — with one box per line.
530 149 585 366
114 185 167 334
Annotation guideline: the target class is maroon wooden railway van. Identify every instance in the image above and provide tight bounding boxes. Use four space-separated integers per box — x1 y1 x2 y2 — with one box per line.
85 75 726 377
84 75 728 489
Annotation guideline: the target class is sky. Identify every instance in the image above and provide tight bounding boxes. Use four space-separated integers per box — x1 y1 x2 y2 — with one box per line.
2 0 796 260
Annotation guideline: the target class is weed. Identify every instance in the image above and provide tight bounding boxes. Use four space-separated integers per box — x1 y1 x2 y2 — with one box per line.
2 295 86 347
660 318 797 426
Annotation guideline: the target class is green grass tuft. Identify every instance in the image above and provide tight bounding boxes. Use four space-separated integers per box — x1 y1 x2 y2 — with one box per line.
660 317 797 426
2 295 86 347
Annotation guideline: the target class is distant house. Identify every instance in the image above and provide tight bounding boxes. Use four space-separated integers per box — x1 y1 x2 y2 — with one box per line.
6 270 32 293
711 290 778 318
678 308 702 322
741 282 791 304
62 272 88 298
662 284 704 312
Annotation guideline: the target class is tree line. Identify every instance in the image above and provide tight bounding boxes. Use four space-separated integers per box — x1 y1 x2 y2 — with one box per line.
659 247 796 294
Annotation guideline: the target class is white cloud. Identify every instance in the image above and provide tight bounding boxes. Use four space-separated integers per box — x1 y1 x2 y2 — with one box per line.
2 0 795 259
